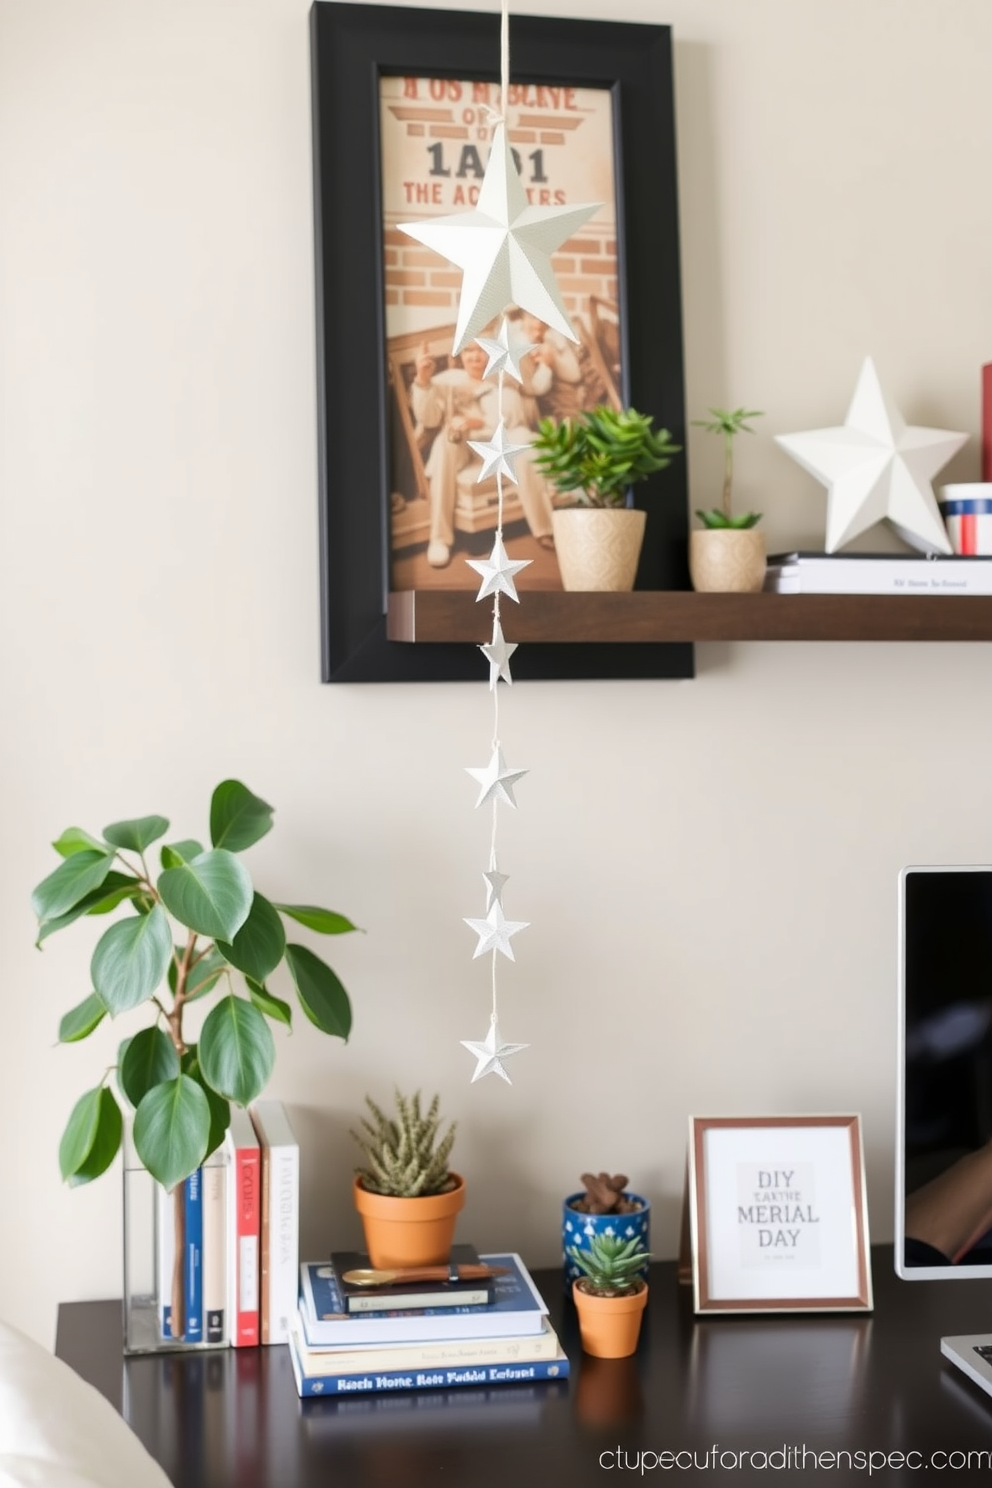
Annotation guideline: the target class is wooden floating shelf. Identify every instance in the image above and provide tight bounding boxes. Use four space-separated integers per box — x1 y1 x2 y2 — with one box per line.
387 590 992 644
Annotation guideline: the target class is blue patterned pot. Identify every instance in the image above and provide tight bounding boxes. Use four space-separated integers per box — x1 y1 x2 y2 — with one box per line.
562 1192 651 1288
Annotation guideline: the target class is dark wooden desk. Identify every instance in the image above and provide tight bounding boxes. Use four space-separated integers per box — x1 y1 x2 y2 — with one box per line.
57 1249 992 1486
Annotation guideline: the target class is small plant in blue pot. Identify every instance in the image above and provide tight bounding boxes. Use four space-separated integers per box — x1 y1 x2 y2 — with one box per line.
562 1172 650 1289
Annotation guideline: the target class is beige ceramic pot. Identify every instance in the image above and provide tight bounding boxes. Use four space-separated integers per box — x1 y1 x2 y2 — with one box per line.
689 528 766 593
551 507 647 592
353 1173 466 1269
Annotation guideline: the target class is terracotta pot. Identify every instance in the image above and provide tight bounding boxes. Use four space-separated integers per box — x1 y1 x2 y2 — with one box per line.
689 528 766 593
572 1279 648 1359
551 507 647 591
353 1173 466 1269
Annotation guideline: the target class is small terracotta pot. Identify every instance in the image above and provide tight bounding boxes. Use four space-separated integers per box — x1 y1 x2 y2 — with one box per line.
689 528 766 593
353 1173 466 1269
551 507 647 592
572 1279 648 1359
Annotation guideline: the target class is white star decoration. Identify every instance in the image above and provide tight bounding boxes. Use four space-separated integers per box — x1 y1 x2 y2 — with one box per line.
466 745 528 809
479 620 517 688
466 533 531 603
398 124 600 353
463 901 529 960
476 317 535 383
467 420 531 484
775 357 967 554
461 1017 529 1084
483 859 510 910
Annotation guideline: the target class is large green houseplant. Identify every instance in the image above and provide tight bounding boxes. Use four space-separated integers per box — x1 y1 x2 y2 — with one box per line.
31 779 359 1193
531 406 680 591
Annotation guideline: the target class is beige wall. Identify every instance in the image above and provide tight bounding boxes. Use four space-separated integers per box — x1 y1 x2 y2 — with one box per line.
3 0 991 1346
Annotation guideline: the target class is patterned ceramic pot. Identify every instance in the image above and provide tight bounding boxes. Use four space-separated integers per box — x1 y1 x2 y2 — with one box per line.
689 528 766 592
551 507 647 591
562 1192 651 1289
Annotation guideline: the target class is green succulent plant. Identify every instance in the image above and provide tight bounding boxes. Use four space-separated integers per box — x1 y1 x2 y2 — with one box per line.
531 405 680 508
31 779 359 1192
567 1233 651 1297
352 1089 457 1198
692 405 764 529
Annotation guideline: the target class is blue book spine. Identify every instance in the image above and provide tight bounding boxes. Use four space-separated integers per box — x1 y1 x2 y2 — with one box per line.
184 1167 203 1342
290 1343 569 1398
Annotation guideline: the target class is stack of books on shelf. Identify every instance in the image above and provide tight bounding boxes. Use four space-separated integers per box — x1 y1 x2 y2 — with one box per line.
764 551 992 595
155 1099 299 1349
289 1246 569 1397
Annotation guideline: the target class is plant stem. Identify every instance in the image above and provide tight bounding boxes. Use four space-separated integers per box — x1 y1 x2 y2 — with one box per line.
722 433 734 520
165 933 198 1057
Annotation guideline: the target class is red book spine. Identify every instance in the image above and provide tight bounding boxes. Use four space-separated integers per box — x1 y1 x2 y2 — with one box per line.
232 1144 260 1348
982 364 992 483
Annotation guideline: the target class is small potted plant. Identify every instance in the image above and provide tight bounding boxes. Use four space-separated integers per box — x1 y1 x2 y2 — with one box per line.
351 1089 463 1269
562 1172 650 1290
531 405 681 591
567 1233 651 1358
690 406 766 592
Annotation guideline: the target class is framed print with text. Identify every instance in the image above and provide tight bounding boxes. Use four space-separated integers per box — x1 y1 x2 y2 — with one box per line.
688 1115 873 1315
310 2 690 682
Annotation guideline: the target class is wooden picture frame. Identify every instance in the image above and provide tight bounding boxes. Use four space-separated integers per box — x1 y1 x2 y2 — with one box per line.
310 1 690 682
687 1115 873 1314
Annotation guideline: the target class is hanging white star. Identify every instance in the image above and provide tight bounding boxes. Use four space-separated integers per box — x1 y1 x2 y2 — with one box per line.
467 420 531 484
461 1017 529 1084
398 123 601 353
476 317 535 383
466 745 527 809
482 859 510 910
775 357 967 554
466 533 531 603
479 620 517 688
463 901 529 960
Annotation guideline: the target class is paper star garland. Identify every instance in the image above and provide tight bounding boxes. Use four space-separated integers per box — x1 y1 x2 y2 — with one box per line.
467 420 531 484
479 621 517 688
775 356 967 554
461 1017 530 1084
463 901 529 960
398 123 600 353
466 745 528 809
476 318 535 383
466 533 531 603
483 859 510 910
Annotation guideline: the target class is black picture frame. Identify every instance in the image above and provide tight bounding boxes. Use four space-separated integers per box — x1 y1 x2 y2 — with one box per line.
310 1 691 682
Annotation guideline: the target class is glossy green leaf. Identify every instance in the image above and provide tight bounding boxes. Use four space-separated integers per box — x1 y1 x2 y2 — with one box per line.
133 1075 211 1190
217 893 286 981
247 977 292 1029
209 781 274 854
31 849 116 922
157 849 252 941
185 947 228 1002
119 1027 181 1108
91 904 172 1015
59 1086 101 1179
284 943 351 1038
160 840 203 871
275 904 360 935
35 872 142 945
182 1048 232 1161
102 815 170 852
68 1089 123 1187
52 827 105 859
58 993 107 1044
198 995 275 1105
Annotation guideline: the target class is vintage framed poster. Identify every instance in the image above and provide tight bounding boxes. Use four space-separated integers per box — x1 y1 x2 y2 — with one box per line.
310 2 690 682
687 1115 873 1314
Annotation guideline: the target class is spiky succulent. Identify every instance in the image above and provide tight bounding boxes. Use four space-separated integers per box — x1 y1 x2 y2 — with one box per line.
567 1233 650 1297
352 1089 456 1198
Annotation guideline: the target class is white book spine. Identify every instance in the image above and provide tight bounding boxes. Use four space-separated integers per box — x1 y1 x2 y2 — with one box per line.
203 1158 227 1344
252 1101 300 1346
766 558 992 595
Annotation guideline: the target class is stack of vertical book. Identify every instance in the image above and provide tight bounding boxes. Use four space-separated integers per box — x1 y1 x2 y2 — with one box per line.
156 1099 299 1349
289 1247 569 1396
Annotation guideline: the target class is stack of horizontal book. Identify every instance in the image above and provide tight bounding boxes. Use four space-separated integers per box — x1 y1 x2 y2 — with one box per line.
289 1246 569 1397
764 552 992 595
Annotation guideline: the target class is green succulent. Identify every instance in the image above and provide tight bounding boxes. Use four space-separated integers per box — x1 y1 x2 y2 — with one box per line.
567 1233 651 1297
352 1089 456 1198
531 405 680 508
692 405 763 528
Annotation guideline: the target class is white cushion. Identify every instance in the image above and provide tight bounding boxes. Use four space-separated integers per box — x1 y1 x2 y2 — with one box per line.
0 1320 171 1488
